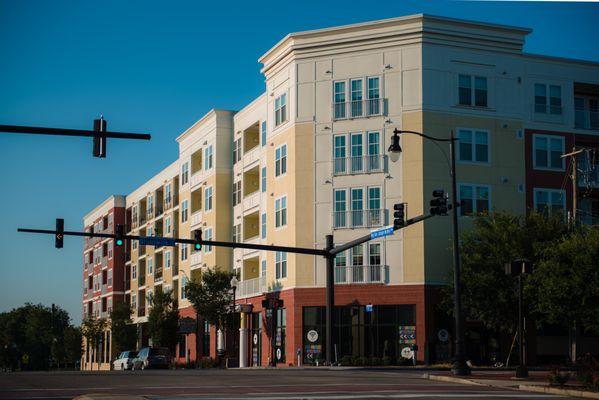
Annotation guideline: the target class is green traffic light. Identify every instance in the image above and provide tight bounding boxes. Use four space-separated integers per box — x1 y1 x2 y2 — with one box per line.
195 243 201 250
116 239 123 246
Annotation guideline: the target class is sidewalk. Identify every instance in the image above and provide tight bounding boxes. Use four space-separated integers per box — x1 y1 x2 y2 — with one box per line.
423 370 599 399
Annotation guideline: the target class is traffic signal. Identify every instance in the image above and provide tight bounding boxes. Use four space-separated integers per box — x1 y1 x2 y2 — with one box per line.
430 189 448 215
115 224 124 247
393 203 406 229
55 218 64 249
193 229 202 251
92 117 107 158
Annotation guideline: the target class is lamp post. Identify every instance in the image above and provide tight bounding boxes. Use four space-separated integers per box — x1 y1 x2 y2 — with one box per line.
230 275 239 365
505 259 532 378
388 128 470 376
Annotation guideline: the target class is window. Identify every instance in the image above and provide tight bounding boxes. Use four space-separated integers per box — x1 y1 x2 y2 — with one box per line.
261 121 267 147
181 276 187 300
333 81 346 119
147 226 153 237
204 145 213 170
534 188 565 216
533 135 564 170
204 228 213 253
181 244 187 261
233 139 242 165
350 79 363 117
367 77 380 115
132 265 137 280
368 187 382 226
165 217 171 234
233 181 241 206
275 93 288 126
335 251 347 283
351 188 364 226
261 167 266 192
458 74 487 107
148 258 153 275
261 213 266 239
261 260 267 277
350 133 363 173
351 245 364 282
132 240 138 250
131 294 137 309
367 131 381 171
165 184 171 204
275 144 287 177
459 184 490 216
275 196 287 228
165 251 171 269
233 224 241 243
275 251 287 279
333 135 347 174
181 162 189 185
181 200 188 223
334 189 347 228
108 242 113 259
535 83 562 115
458 129 489 163
205 186 213 211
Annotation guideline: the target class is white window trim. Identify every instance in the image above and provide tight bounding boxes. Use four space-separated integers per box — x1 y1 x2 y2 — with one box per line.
534 83 563 115
457 74 489 108
533 188 566 214
456 127 491 165
532 134 565 171
205 186 214 213
457 183 492 217
275 251 288 280
274 195 288 230
274 92 289 128
204 227 213 253
274 143 288 178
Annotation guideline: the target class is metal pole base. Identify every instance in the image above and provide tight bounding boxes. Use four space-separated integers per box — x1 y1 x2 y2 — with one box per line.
516 365 529 378
451 358 471 376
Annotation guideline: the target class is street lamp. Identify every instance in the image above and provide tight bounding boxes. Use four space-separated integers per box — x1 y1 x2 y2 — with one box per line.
388 128 470 376
230 275 239 309
505 259 533 378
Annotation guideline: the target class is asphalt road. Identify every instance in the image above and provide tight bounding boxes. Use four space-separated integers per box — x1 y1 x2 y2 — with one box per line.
0 368 574 400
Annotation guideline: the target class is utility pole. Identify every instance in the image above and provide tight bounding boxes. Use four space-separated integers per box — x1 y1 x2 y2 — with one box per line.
561 147 584 226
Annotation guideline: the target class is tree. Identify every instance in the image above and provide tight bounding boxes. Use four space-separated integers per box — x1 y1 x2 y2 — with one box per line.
530 225 599 359
110 301 137 354
63 326 82 367
81 316 107 371
147 289 179 353
185 269 234 333
442 211 568 333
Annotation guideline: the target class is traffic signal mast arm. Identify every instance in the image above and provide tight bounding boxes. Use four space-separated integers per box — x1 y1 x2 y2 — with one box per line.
0 124 151 140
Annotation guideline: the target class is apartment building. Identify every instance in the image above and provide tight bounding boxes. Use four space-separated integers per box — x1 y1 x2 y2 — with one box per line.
82 14 599 368
81 195 126 370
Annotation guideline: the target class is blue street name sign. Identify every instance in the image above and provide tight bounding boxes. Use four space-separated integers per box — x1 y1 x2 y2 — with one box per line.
138 236 176 247
370 225 394 240
365 304 373 313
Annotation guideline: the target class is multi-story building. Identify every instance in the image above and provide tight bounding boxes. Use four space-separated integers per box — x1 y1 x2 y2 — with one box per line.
82 14 599 368
81 195 127 370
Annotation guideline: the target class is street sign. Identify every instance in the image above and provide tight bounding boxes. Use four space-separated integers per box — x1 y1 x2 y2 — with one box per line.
276 348 282 361
307 330 318 343
399 325 416 344
253 333 258 345
370 225 394 240
138 236 176 247
401 347 414 359
365 304 373 313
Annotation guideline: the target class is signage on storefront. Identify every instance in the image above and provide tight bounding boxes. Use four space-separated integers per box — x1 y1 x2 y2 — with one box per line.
276 348 282 361
307 330 318 343
438 329 449 343
253 333 258 345
401 346 414 359
365 304 373 313
399 325 416 344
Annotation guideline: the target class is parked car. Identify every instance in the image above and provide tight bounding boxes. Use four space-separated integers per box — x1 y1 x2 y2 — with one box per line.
112 350 138 370
131 347 171 370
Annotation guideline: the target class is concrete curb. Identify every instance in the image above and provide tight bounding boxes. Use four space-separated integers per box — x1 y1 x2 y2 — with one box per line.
520 384 599 399
422 373 488 386
74 395 148 400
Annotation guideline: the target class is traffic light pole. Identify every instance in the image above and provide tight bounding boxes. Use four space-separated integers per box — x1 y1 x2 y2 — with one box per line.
19 211 441 366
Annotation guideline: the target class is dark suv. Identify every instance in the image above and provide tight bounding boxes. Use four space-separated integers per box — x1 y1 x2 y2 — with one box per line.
131 347 171 370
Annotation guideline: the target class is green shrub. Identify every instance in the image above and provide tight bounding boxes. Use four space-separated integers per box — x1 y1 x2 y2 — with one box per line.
576 354 599 390
340 356 352 366
548 368 571 388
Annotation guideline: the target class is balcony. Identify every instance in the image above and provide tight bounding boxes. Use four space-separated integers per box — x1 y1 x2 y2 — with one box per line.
154 267 163 283
138 307 145 317
238 276 266 298
333 155 387 176
172 263 179 277
335 265 389 284
138 274 146 287
243 122 260 154
164 193 179 210
333 209 386 229
125 278 131 291
147 207 154 220
575 107 599 131
333 98 386 120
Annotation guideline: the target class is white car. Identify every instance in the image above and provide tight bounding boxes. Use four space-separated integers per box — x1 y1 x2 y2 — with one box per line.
112 351 138 370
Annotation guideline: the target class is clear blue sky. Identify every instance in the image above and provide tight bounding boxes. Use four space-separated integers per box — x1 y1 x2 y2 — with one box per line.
1 0 598 325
